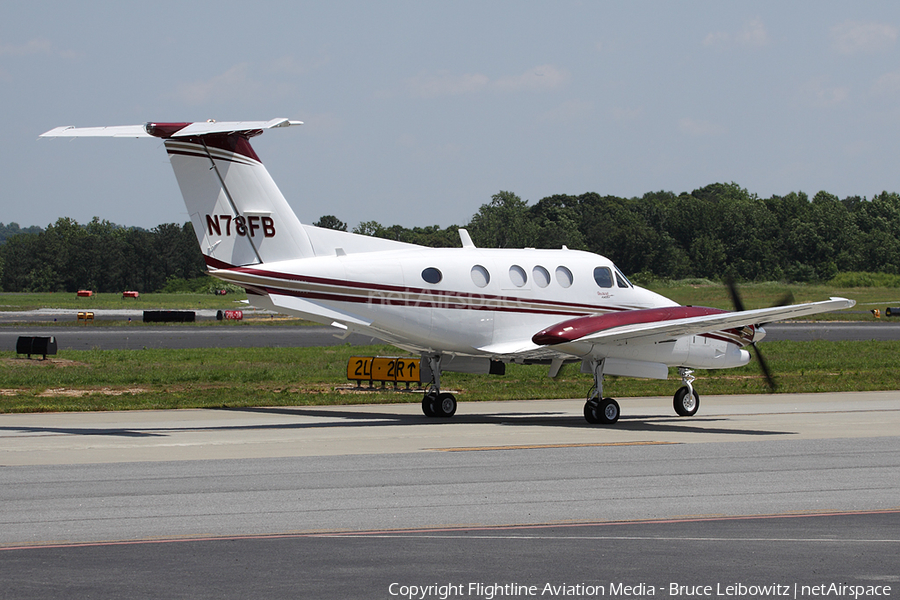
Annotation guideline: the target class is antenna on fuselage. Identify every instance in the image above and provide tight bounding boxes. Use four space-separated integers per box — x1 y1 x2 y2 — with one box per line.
458 228 476 248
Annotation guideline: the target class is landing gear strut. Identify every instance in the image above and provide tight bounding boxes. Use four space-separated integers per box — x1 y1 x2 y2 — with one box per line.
421 355 456 418
583 359 620 424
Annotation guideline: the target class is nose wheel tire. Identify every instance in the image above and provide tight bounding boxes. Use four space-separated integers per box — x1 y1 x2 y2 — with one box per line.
673 386 700 417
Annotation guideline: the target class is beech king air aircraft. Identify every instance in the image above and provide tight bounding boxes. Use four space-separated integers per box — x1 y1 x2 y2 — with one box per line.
41 119 855 424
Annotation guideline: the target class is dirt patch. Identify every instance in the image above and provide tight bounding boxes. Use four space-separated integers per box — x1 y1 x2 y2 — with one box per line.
37 387 150 397
0 387 149 397
2 357 90 368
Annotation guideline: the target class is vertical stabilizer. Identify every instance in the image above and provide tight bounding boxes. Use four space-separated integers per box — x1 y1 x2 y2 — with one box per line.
41 119 314 267
154 122 313 267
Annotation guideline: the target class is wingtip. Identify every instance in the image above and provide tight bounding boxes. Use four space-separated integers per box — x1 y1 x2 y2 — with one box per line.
830 297 857 308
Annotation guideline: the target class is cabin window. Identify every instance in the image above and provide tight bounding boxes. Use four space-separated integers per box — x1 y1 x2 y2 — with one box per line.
509 265 527 287
533 266 550 288
421 267 442 284
471 265 490 288
555 266 573 288
593 266 613 288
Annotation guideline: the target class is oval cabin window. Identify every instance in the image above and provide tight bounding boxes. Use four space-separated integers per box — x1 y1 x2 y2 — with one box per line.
555 266 573 288
509 265 527 287
471 265 490 288
421 267 443 284
533 266 550 288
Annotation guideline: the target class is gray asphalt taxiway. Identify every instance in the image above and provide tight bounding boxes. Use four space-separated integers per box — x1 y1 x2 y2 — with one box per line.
0 392 898 598
3 316 900 351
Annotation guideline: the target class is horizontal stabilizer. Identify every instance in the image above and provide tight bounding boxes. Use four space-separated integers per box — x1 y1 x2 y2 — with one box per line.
40 119 302 139
40 124 151 138
265 293 371 327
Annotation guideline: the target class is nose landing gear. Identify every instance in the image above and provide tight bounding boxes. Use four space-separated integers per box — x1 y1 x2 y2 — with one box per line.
674 368 700 417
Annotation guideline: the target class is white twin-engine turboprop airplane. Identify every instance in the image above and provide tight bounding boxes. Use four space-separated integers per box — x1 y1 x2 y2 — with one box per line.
41 118 855 424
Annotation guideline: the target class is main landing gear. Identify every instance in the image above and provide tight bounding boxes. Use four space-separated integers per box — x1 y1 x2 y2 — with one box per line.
583 360 620 424
421 355 457 418
582 361 701 424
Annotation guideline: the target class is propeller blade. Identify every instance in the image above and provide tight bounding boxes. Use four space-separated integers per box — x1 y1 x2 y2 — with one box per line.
727 278 778 390
773 292 795 307
726 277 746 313
752 342 777 391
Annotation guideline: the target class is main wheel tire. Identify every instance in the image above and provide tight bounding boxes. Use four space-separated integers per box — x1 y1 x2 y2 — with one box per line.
673 386 700 417
598 397 620 424
422 392 437 417
434 392 457 418
584 399 600 424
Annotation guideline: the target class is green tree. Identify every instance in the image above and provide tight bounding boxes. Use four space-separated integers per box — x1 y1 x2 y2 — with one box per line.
468 191 539 248
313 215 348 231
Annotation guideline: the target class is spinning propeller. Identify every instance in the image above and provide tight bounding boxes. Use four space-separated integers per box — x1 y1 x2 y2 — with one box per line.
725 279 794 391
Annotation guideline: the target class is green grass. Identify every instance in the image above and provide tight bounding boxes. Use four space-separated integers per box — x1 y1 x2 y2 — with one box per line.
643 281 900 319
2 340 898 413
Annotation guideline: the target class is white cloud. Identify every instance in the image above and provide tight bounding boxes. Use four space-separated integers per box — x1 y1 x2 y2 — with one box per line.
704 18 770 49
831 21 898 55
406 71 490 98
406 64 568 99
798 77 850 108
268 54 330 76
678 118 727 137
873 70 900 97
611 106 643 122
173 62 291 106
175 62 253 105
541 99 593 123
493 64 570 93
0 38 52 57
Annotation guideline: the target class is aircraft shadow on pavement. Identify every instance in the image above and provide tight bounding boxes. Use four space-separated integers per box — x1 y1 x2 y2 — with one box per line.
209 405 792 437
0 408 792 439
0 426 164 438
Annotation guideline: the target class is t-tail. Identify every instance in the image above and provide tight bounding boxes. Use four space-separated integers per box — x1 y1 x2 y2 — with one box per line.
41 118 314 267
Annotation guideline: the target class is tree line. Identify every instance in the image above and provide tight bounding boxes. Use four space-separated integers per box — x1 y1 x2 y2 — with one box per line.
2 182 899 292
0 218 205 293
341 183 900 283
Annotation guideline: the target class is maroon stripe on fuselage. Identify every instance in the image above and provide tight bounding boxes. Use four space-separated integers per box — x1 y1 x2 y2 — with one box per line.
262 286 592 317
204 256 238 270
225 266 625 314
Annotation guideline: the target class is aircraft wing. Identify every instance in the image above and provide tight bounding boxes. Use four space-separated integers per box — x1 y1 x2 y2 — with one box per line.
533 297 855 348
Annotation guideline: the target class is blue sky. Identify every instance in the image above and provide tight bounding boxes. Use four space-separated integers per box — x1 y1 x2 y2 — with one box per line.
4 1 900 230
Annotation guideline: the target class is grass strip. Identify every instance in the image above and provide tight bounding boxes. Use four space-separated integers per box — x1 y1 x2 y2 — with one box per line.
1 340 898 413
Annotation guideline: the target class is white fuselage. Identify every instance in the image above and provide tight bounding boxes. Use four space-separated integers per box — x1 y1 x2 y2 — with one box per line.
213 245 752 371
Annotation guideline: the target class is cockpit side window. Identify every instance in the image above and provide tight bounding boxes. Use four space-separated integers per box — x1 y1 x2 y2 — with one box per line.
614 267 632 288
593 266 613 288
